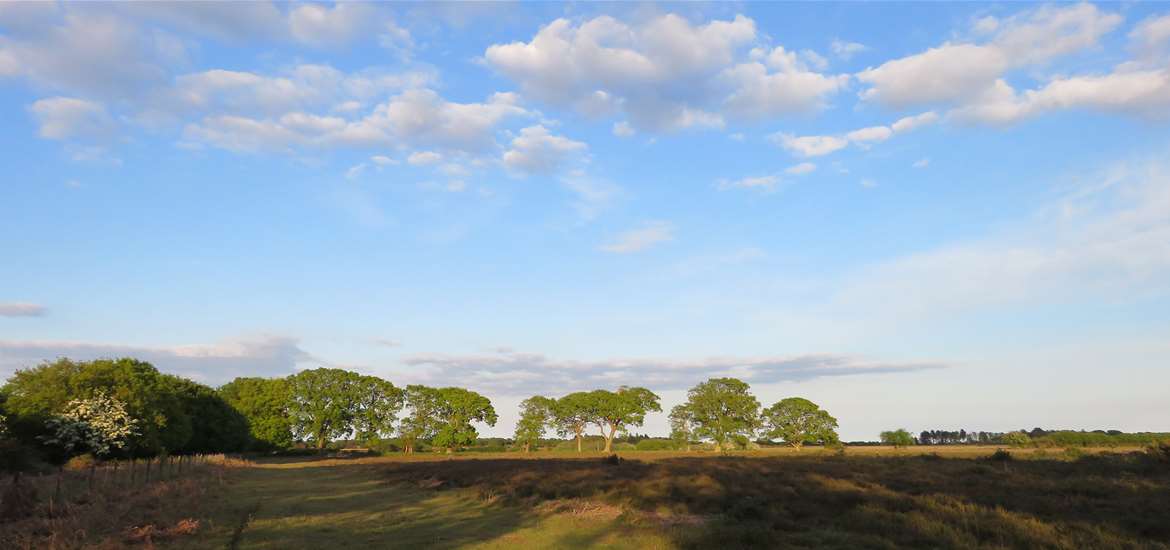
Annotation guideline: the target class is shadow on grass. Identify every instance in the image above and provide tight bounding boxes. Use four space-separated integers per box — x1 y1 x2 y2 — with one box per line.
379 452 1170 549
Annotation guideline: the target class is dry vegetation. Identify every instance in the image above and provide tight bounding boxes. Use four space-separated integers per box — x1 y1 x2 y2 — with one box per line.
0 455 248 550
381 448 1170 549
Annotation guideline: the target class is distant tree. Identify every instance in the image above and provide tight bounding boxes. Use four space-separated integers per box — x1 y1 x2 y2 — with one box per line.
287 368 401 450
588 387 661 453
676 378 761 452
763 397 839 449
351 376 404 445
1002 431 1032 448
514 396 554 453
551 392 597 452
219 377 294 450
166 376 250 453
399 385 442 454
668 404 695 451
431 387 497 453
880 429 915 448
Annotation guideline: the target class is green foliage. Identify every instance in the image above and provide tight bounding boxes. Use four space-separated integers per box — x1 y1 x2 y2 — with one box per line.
634 438 675 451
880 429 915 448
0 357 242 456
513 396 554 452
399 385 442 454
675 378 761 451
1032 430 1170 448
550 392 597 452
219 377 293 450
763 398 839 449
1002 431 1032 448
286 368 403 449
430 387 497 452
587 387 661 453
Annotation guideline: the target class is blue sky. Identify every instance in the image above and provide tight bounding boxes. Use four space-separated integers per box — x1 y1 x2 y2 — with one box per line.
2 2 1169 440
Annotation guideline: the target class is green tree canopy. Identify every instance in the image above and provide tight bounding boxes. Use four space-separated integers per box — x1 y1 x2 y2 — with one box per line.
676 378 761 452
219 377 293 450
286 368 402 450
550 391 597 452
431 387 497 453
587 387 661 453
2 358 200 455
514 396 554 453
399 385 442 454
669 404 695 451
880 429 916 448
763 397 839 449
1002 431 1032 448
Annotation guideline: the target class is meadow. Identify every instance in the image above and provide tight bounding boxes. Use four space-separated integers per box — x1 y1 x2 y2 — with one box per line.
7 445 1165 549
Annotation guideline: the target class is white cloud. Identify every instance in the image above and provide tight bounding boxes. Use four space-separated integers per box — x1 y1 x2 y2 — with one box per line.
612 121 635 137
401 348 942 395
718 174 781 191
858 3 1121 108
371 155 398 166
0 335 320 384
860 178 878 188
28 97 116 140
1130 13 1170 59
407 151 442 165
0 9 180 99
502 125 587 175
600 220 674 253
345 163 368 179
561 172 622 221
0 303 46 317
845 125 893 143
772 133 848 157
288 2 380 48
773 111 938 158
484 14 844 132
831 39 867 60
785 162 817 175
833 153 1170 317
913 158 930 168
950 70 1170 124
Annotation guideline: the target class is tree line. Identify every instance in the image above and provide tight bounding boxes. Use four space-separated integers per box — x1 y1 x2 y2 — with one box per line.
513 378 841 453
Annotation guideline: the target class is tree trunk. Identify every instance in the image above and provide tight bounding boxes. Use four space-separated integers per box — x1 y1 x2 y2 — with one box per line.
575 432 582 453
602 425 617 453
523 442 531 453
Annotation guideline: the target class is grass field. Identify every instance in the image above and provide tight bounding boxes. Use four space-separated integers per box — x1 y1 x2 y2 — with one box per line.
166 445 1170 549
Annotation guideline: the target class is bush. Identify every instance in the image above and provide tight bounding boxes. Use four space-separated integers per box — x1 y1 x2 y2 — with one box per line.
635 438 675 451
1146 440 1170 463
987 449 1013 462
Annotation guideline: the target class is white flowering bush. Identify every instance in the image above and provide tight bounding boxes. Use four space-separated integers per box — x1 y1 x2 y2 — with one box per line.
43 390 139 459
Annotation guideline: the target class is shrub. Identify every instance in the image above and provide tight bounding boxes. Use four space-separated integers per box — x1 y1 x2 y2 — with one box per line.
1146 440 1170 463
635 438 675 451
987 449 1013 462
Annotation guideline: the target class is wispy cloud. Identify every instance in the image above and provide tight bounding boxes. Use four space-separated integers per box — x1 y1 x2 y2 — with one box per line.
600 221 674 253
0 303 46 317
401 348 945 395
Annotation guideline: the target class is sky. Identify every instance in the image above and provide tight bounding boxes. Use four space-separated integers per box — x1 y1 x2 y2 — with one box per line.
2 2 1169 441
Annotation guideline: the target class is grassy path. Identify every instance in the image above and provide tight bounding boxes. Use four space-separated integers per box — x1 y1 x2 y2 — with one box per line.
175 459 677 549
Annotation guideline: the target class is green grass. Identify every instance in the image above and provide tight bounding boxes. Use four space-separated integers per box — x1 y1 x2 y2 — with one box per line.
169 446 1168 549
177 460 676 549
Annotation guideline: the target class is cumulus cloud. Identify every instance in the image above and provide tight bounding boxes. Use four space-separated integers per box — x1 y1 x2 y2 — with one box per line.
484 13 844 132
858 3 1121 108
600 221 674 253
28 97 116 140
0 335 319 385
502 125 588 175
288 2 381 48
400 348 944 395
0 303 46 317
